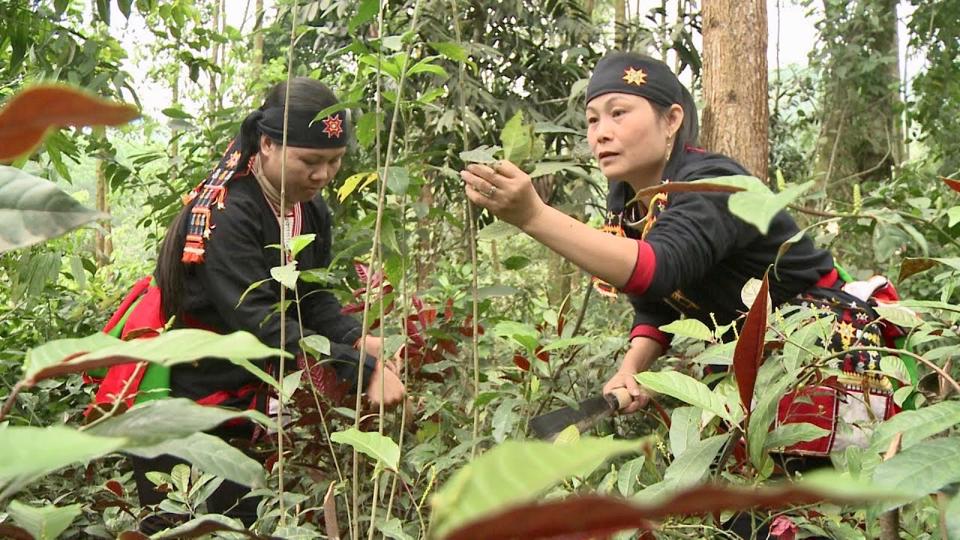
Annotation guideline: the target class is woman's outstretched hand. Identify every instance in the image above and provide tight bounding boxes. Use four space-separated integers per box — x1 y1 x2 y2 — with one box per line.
367 360 405 407
461 160 546 229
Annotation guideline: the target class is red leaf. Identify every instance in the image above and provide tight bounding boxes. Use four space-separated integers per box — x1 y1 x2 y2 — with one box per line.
770 515 798 540
353 261 369 283
0 524 34 540
444 483 876 540
513 354 530 371
942 176 960 193
445 298 454 320
535 346 550 363
106 479 125 497
732 274 769 420
0 84 139 161
557 315 566 337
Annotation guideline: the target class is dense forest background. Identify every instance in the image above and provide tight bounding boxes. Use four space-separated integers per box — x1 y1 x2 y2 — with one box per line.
3 0 960 538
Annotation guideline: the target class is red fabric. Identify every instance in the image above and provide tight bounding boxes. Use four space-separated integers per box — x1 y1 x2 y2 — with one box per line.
814 268 838 289
776 386 838 455
102 276 153 335
621 240 656 295
630 324 670 350
91 283 166 410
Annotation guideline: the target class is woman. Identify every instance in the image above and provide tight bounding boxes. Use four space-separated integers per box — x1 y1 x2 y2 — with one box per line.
123 77 404 531
461 50 899 538
463 52 896 442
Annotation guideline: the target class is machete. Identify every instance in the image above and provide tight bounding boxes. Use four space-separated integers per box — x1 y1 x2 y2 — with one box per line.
528 387 633 441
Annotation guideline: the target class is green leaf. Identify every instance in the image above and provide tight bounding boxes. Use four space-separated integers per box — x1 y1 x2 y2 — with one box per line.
948 206 960 228
7 500 82 540
477 220 518 241
301 334 331 357
874 437 960 510
459 145 501 164
764 423 831 450
728 181 814 235
500 111 533 164
0 165 104 253
330 428 400 471
337 171 378 202
477 284 519 299
383 166 410 195
617 455 646 496
87 398 270 446
348 0 378 33
874 305 921 328
406 57 448 78
0 426 127 485
746 366 799 468
663 434 729 487
430 437 649 538
540 336 592 353
23 332 119 380
288 234 315 259
634 371 731 421
125 432 266 488
428 41 468 62
502 255 530 270
492 398 520 443
529 161 576 178
669 406 701 459
377 517 413 540
867 401 960 461
946 495 960 540
271 262 299 290
554 424 581 444
659 319 714 341
161 107 193 119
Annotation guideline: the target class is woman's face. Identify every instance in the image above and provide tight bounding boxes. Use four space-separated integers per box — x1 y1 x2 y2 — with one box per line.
259 135 346 203
585 93 682 184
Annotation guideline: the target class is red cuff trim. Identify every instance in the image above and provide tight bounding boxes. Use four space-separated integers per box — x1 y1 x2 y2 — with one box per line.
630 324 671 350
622 240 656 295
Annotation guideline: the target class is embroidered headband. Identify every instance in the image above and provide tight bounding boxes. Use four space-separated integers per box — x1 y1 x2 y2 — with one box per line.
585 52 683 108
256 107 349 148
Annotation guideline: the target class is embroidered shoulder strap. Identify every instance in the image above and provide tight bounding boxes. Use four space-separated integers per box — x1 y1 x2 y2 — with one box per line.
181 137 249 264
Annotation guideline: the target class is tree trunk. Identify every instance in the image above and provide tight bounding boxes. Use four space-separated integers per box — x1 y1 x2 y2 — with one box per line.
701 0 769 182
812 0 902 196
614 0 626 49
253 0 264 67
208 0 223 111
94 127 112 267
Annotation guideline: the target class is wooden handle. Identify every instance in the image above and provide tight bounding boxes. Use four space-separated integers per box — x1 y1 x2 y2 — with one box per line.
604 387 658 411
605 387 632 410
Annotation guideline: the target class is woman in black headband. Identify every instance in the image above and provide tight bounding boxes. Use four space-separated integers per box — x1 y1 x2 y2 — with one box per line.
122 77 404 531
461 53 901 499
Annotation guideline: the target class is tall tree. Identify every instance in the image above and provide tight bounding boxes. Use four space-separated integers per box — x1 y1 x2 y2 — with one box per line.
701 0 769 181
812 0 902 194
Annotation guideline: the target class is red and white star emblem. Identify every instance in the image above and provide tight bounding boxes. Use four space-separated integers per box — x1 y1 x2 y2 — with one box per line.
321 115 344 138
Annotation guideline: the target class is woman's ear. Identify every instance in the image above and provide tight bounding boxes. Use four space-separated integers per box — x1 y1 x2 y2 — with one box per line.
259 134 275 157
667 103 684 138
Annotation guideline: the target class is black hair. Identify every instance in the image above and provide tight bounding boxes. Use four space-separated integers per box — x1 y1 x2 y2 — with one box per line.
156 77 339 322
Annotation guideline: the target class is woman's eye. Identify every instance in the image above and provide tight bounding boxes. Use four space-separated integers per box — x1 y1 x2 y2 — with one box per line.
586 117 598 125
611 109 625 118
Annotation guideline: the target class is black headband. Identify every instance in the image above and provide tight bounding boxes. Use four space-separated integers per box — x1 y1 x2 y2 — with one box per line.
257 107 350 148
586 52 683 108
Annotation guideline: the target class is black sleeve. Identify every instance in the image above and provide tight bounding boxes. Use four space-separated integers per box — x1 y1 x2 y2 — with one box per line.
628 294 678 348
194 194 312 360
298 201 363 346
642 192 759 300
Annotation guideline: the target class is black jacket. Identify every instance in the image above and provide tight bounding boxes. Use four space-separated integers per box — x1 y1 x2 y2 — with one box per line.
608 148 834 343
167 173 369 405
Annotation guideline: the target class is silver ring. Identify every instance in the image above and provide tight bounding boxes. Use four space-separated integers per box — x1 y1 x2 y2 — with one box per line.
483 186 496 198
